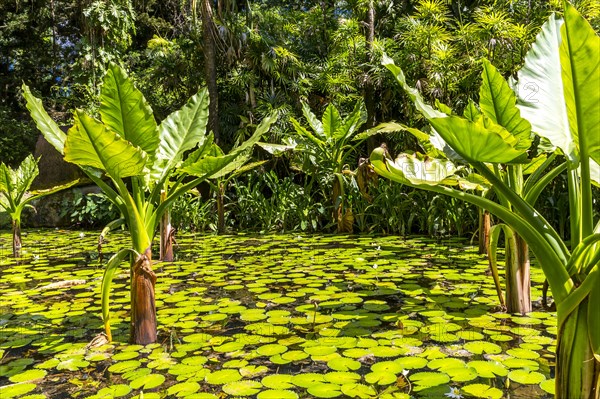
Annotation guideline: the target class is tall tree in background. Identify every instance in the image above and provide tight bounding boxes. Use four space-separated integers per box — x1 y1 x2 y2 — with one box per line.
201 0 221 142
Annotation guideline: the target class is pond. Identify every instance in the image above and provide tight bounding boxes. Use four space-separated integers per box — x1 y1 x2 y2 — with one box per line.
0 230 555 399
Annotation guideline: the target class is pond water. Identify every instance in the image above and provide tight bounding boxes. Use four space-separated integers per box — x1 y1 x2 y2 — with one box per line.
0 230 555 398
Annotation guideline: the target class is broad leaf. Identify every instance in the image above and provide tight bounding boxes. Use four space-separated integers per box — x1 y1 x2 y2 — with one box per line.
516 15 576 162
334 101 365 141
301 102 324 139
65 111 147 178
183 114 277 178
290 117 325 148
22 84 66 154
382 55 446 120
480 59 532 150
429 116 528 164
100 64 159 156
458 174 491 191
560 3 600 166
257 142 296 156
153 88 210 179
373 151 459 187
322 104 341 140
463 100 481 122
0 155 38 201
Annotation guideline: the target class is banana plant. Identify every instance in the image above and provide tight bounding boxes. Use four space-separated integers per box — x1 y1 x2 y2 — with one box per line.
23 64 276 344
371 3 599 397
0 155 77 257
287 101 367 232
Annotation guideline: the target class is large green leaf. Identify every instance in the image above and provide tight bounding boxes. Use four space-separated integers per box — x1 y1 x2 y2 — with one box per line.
322 104 341 140
428 116 528 164
382 55 446 120
334 101 365 141
373 151 459 186
302 102 324 139
182 114 277 178
22 84 67 154
0 155 38 201
516 15 576 162
479 59 532 150
153 88 210 179
100 64 159 157
65 111 147 178
560 2 600 166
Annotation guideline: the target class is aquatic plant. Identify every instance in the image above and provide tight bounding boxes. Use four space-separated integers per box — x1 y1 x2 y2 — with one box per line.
23 64 275 344
0 155 76 257
371 2 599 397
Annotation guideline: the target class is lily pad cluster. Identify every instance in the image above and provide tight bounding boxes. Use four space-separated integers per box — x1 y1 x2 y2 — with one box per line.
0 230 554 398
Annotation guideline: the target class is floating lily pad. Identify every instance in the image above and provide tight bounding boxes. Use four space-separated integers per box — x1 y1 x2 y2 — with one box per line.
129 373 165 389
222 380 263 396
462 383 503 399
508 369 546 384
256 389 299 399
307 383 343 398
540 378 555 394
205 369 242 385
0 383 37 398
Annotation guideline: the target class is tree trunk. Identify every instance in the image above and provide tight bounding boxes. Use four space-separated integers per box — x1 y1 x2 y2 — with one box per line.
556 300 600 398
365 0 378 152
159 191 174 262
12 218 22 257
130 247 157 345
217 182 225 234
201 0 220 142
478 208 491 255
505 233 531 314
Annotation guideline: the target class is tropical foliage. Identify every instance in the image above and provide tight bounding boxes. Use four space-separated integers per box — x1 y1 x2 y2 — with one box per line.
371 3 599 396
24 63 275 344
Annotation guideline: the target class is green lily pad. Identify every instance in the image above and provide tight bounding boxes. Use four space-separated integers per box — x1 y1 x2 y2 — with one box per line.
508 369 546 384
8 369 47 383
166 381 201 397
129 373 165 389
93 384 132 398
205 369 242 385
409 371 450 388
466 361 508 378
506 348 540 360
365 371 397 385
463 341 502 355
291 373 325 388
540 378 555 394
341 383 377 398
462 383 503 399
257 390 299 399
0 383 37 398
222 380 263 396
327 357 361 371
307 383 343 398
262 374 294 389
324 371 360 384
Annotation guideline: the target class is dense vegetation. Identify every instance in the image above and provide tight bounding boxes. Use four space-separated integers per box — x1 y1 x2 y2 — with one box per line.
2 0 599 235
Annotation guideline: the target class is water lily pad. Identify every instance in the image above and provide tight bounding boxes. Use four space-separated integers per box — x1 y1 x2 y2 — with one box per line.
461 383 503 399
205 369 242 385
327 357 361 371
324 371 360 384
262 374 294 389
292 373 325 388
166 381 201 397
466 361 508 378
508 369 546 384
93 384 132 398
8 369 47 383
341 383 377 398
222 380 263 396
463 341 502 355
0 383 37 398
307 383 343 398
129 373 165 389
540 378 555 394
365 371 397 385
108 360 142 374
506 348 540 360
409 371 450 388
257 390 298 399
258 344 288 356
